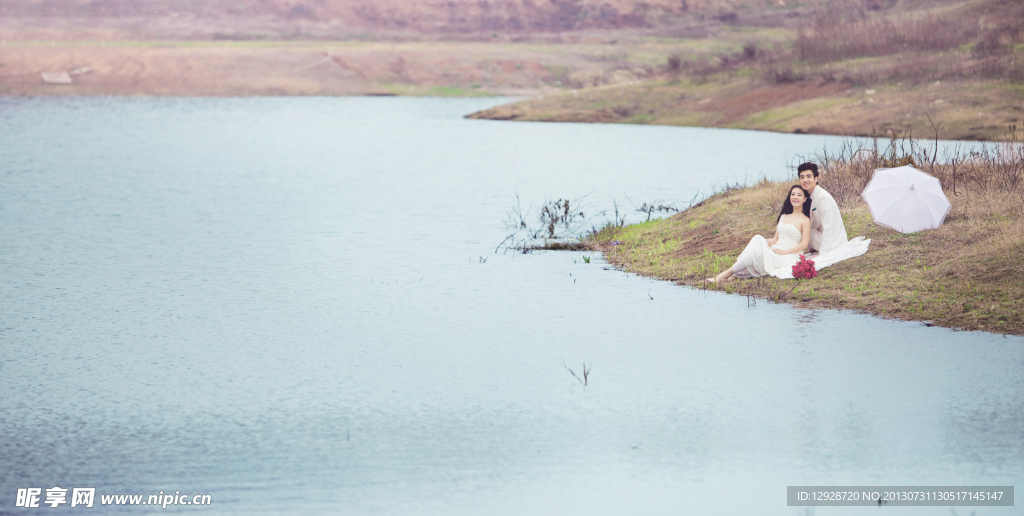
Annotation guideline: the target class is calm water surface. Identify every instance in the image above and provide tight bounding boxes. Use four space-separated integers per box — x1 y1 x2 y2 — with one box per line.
1 97 1021 515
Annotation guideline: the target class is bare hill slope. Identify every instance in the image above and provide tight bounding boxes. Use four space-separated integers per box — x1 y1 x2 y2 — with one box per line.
0 0 835 34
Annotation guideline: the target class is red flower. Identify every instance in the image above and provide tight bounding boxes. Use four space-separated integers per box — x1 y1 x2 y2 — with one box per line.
792 254 818 279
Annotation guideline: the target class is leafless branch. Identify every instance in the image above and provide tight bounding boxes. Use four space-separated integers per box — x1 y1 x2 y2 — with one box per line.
560 360 583 384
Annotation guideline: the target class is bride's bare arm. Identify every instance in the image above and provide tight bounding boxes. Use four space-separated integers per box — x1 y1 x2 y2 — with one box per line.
773 218 812 255
766 228 779 246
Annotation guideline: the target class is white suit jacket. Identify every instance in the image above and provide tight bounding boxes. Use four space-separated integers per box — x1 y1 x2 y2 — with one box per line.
809 186 848 254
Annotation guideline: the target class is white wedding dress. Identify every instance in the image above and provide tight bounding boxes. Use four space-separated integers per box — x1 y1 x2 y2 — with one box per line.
730 220 873 279
775 236 871 279
731 221 804 279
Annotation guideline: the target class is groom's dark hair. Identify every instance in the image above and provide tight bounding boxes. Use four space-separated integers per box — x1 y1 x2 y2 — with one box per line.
797 162 819 177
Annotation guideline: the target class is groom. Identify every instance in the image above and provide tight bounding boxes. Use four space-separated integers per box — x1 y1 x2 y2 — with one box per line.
798 162 848 255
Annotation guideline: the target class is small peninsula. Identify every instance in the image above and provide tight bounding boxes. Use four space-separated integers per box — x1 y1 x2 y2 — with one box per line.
581 141 1024 335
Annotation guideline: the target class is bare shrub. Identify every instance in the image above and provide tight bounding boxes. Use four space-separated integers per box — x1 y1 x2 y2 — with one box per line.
666 54 681 74
681 55 704 82
714 11 738 24
786 0 1024 85
632 200 680 221
612 104 636 118
653 0 1022 88
795 9 982 63
498 193 605 253
742 42 758 60
817 126 1024 211
540 198 586 238
764 65 805 84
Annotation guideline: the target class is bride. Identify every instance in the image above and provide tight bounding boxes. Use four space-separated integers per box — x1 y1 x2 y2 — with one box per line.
712 185 812 282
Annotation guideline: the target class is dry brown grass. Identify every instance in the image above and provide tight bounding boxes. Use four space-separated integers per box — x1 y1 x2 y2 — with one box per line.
471 0 1024 141
810 0 1022 81
588 131 1024 334
798 2 987 62
761 0 1024 86
656 0 1024 88
0 0 693 33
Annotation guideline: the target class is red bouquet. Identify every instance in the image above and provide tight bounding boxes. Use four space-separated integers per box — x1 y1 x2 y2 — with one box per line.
792 254 818 279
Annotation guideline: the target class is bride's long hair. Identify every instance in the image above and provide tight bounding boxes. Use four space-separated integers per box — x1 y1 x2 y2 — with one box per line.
777 185 812 222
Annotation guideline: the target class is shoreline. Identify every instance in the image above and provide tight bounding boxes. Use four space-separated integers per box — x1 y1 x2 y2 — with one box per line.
2 84 1014 145
572 152 1024 335
467 77 1024 143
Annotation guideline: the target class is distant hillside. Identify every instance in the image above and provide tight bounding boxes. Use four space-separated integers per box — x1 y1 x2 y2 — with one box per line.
468 0 1024 141
0 0 837 34
3 0 1015 142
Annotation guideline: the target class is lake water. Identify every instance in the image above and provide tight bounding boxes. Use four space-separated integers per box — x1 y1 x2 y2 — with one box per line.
1 96 1021 515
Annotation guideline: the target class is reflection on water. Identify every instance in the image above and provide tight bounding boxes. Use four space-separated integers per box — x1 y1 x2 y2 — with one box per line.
0 96 1021 515
792 305 821 328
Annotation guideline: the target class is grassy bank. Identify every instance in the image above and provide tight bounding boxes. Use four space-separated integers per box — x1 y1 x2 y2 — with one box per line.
583 135 1024 335
468 75 1023 142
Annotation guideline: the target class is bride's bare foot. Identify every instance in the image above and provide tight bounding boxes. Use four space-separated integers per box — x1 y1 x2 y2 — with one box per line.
712 267 734 284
